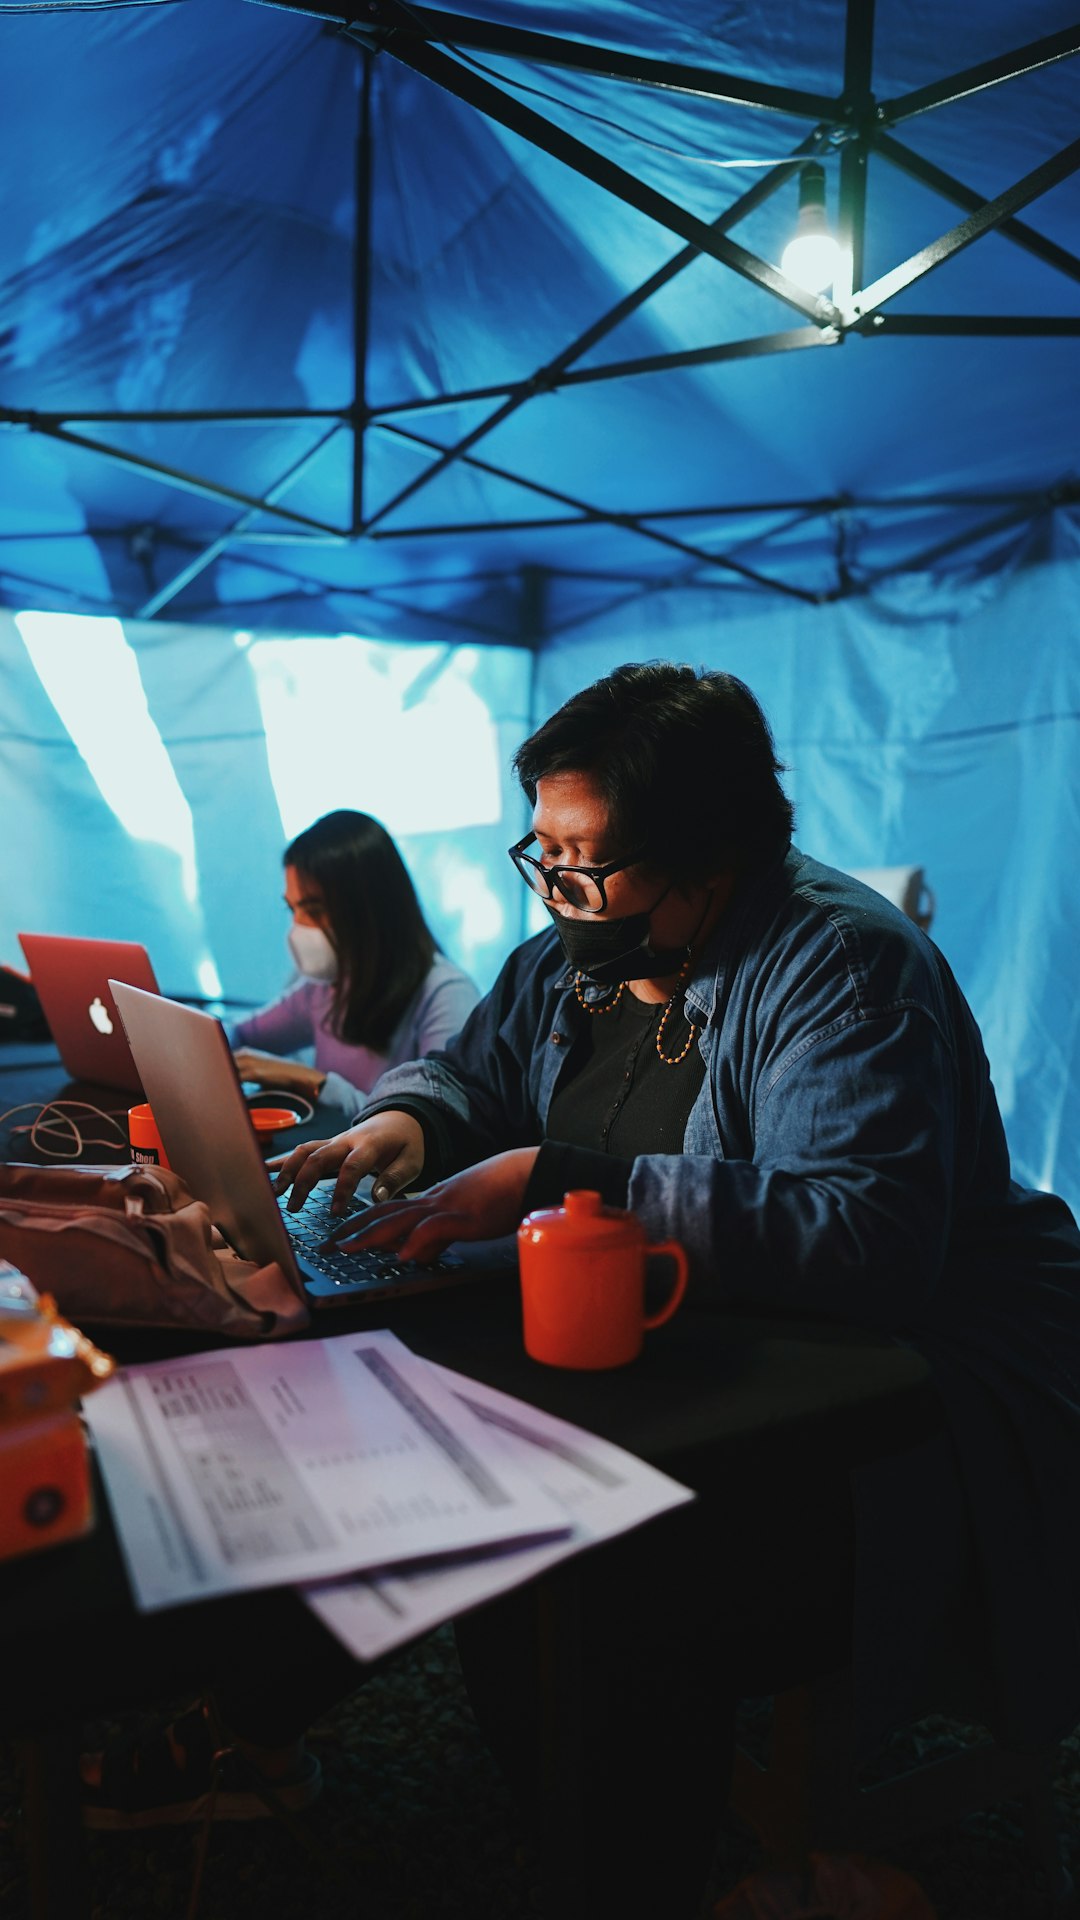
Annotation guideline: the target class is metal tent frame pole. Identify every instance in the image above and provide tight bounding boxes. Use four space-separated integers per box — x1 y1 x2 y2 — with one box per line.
5 0 1079 619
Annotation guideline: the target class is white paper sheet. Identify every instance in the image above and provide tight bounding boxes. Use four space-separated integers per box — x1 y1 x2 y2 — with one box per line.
302 1364 694 1661
83 1331 570 1610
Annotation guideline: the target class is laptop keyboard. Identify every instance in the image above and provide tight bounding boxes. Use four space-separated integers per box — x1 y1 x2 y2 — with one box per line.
278 1186 461 1291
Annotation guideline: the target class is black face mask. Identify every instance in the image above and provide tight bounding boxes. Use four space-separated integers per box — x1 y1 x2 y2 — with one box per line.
545 892 688 986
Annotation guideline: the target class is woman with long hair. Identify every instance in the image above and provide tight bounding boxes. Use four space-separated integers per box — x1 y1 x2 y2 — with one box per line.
230 809 478 1112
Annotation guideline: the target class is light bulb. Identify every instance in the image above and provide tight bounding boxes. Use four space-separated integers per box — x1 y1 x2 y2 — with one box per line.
781 228 843 294
781 162 842 295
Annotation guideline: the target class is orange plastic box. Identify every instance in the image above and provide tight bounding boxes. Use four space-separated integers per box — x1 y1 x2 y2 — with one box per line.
0 1261 112 1563
0 1410 94 1563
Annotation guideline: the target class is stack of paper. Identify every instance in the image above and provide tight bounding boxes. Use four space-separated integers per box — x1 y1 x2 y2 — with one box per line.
83 1329 694 1659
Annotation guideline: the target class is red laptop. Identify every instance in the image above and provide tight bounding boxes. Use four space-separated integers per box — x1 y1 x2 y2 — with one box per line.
17 933 160 1091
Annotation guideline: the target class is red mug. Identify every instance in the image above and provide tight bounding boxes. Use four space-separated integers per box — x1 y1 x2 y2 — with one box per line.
517 1189 688 1370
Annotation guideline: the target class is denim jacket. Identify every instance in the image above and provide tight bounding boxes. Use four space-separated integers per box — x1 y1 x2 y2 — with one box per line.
371 849 1079 1356
368 849 1080 1749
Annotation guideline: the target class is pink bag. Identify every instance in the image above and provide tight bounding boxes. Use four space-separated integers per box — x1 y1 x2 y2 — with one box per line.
0 1161 308 1340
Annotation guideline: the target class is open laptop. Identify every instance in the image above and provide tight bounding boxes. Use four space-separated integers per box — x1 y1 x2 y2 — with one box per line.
108 980 494 1310
17 933 160 1092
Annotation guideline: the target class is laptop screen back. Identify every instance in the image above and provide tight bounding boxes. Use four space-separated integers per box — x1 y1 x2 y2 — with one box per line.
108 982 304 1299
17 933 160 1090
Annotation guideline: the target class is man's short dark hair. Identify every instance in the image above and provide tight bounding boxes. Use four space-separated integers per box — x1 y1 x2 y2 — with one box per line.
513 662 794 879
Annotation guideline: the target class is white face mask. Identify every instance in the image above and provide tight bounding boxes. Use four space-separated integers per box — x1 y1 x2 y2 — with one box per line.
287 923 338 983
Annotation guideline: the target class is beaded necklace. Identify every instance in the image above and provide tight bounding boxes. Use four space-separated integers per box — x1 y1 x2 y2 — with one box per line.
573 974 626 1015
573 959 699 1066
653 957 699 1065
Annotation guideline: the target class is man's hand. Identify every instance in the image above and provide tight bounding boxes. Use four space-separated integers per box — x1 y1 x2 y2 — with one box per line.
271 1111 426 1214
320 1148 541 1265
233 1050 327 1100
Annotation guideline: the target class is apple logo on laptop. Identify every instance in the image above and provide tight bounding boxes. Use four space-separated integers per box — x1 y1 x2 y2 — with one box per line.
88 996 114 1036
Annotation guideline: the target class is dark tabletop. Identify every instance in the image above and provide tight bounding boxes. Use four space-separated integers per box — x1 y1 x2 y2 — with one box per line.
0 1041 940 1731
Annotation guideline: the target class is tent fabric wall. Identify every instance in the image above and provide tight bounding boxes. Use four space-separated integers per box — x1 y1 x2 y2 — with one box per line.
3 538 1076 1213
537 520 1080 1216
0 610 533 1006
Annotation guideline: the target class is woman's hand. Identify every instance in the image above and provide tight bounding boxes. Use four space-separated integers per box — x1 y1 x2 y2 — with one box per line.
321 1148 541 1265
271 1111 426 1214
232 1050 327 1100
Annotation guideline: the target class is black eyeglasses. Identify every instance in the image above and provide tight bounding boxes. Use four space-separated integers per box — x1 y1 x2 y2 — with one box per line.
508 835 642 914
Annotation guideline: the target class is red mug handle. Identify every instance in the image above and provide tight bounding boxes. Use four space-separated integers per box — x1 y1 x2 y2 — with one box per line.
642 1240 689 1331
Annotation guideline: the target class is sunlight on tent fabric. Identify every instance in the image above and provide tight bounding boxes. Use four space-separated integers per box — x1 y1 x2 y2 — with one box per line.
245 635 503 839
524 890 552 937
433 848 506 949
197 955 224 1000
14 611 201 906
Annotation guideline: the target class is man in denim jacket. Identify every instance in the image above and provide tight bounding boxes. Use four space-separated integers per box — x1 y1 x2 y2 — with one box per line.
277 662 1080 1916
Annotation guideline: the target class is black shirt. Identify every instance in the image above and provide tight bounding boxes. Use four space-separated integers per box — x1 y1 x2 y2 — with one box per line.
525 983 705 1213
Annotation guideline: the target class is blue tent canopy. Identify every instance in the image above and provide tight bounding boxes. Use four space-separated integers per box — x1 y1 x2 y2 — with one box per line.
1 0 1078 633
1 0 1079 1212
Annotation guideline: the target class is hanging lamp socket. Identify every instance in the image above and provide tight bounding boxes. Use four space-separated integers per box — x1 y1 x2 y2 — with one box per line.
781 162 843 294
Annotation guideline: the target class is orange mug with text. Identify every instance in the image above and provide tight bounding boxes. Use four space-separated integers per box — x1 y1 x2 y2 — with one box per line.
127 1102 170 1170
517 1189 688 1370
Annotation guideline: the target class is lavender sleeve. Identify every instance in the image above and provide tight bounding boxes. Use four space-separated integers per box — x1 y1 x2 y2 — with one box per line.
328 962 480 1120
408 963 482 1056
228 981 317 1056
